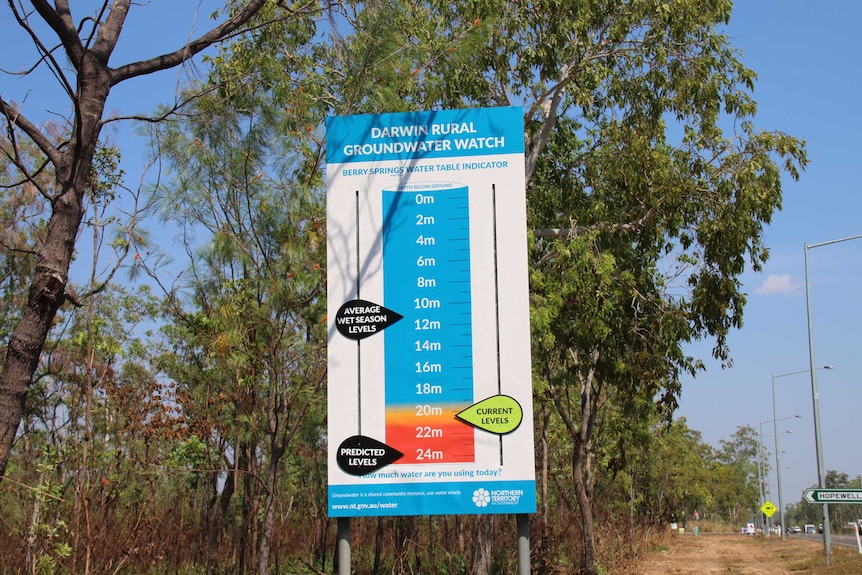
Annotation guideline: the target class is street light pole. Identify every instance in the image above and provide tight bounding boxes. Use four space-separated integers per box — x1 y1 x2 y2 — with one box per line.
771 367 831 540
805 233 862 563
771 414 799 540
760 415 798 539
757 421 768 534
771 383 784 539
758 418 802 539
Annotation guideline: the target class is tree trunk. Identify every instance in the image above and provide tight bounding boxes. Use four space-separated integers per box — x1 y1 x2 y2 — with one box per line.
471 515 492 575
372 517 384 575
257 464 277 575
573 442 598 575
258 436 285 575
538 401 552 574
0 0 270 481
0 51 109 478
548 350 602 575
204 466 235 569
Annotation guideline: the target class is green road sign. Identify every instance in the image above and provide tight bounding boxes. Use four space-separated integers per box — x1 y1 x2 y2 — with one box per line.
803 489 862 504
760 501 777 517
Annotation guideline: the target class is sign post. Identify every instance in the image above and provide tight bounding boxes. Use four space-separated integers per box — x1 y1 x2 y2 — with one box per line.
326 106 536 517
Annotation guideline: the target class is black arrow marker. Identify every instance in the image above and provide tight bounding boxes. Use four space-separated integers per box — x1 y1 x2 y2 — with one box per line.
337 435 404 476
335 299 403 341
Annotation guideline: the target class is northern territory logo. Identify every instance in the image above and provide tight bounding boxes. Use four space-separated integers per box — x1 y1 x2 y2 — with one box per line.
472 488 491 507
472 487 523 507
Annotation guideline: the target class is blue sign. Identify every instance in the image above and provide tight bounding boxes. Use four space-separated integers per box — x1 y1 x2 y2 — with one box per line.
326 106 535 517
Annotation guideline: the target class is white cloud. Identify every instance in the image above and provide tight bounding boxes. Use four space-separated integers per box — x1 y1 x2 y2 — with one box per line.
754 274 803 296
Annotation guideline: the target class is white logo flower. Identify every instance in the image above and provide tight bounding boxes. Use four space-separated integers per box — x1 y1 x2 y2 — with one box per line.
472 488 490 507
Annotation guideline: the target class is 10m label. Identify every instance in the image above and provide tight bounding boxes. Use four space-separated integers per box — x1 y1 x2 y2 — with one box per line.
382 183 475 464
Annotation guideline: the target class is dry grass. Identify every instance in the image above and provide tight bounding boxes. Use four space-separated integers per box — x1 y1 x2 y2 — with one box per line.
632 533 862 575
794 544 862 575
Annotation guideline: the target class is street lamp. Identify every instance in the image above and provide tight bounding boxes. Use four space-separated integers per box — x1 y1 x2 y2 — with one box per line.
759 420 797 537
772 423 796 540
805 233 862 563
757 421 769 534
772 367 832 540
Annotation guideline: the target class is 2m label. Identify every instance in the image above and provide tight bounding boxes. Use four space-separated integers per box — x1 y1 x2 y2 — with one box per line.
382 184 475 464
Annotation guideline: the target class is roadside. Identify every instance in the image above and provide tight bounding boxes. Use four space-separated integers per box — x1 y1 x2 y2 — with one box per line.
632 533 862 575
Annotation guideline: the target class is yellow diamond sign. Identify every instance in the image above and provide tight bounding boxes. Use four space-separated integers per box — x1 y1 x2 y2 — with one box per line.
760 501 777 517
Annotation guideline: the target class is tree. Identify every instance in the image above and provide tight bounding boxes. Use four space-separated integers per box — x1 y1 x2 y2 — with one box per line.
142 90 327 574
0 0 314 479
1 279 165 573
0 1 815 572
0 133 51 343
714 425 762 523
631 418 713 524
342 2 805 573
206 2 806 573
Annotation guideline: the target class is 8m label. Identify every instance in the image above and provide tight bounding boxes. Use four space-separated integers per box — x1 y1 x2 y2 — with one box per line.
383 183 475 464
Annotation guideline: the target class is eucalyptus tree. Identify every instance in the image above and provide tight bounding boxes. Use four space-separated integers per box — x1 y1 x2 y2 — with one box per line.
366 3 803 572
0 136 47 344
715 425 762 521
0 280 165 574
143 90 327 574
640 419 713 523
334 2 805 573
0 0 319 480
823 470 854 531
203 1 806 572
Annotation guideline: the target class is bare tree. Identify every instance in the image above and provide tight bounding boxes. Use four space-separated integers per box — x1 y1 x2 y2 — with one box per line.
0 0 290 479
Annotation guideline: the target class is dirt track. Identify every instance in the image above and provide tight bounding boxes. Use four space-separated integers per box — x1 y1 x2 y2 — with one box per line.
634 533 822 574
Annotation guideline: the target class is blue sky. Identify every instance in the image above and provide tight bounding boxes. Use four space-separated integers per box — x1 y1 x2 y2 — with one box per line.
678 0 862 513
2 1 860 517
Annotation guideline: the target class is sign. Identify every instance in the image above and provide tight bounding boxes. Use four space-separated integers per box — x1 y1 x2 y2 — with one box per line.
760 501 777 517
803 488 862 504
326 106 536 517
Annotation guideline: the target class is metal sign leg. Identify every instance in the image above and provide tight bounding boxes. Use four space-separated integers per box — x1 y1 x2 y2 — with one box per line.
337 517 351 575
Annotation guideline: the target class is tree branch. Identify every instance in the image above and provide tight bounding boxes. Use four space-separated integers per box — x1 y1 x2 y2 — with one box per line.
29 0 85 68
524 63 570 185
6 1 76 98
533 194 666 240
90 0 122 57
0 97 62 167
109 0 272 85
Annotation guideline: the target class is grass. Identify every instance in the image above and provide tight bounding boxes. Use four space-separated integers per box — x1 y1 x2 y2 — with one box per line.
794 545 862 575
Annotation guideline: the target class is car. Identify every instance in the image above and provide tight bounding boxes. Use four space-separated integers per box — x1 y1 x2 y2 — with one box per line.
791 526 802 533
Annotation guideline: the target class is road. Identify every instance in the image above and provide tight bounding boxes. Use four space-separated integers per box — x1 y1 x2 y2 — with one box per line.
795 531 861 550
